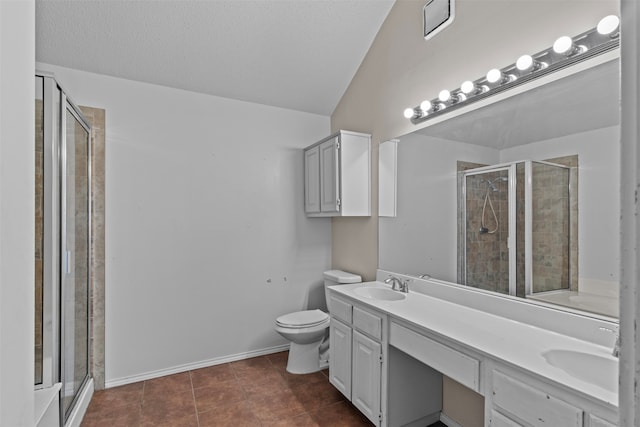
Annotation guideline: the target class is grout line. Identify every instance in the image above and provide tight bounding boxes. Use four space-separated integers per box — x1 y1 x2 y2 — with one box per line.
189 370 200 427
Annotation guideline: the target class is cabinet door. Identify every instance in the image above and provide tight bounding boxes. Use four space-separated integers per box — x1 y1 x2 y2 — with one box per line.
329 318 352 399
352 330 381 426
319 138 340 213
304 146 320 213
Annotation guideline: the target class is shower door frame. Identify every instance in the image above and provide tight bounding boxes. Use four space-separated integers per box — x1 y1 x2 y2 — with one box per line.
60 90 92 424
36 73 93 425
37 75 62 390
461 163 517 296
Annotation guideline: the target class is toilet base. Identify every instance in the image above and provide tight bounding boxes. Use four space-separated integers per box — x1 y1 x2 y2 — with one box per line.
286 340 323 374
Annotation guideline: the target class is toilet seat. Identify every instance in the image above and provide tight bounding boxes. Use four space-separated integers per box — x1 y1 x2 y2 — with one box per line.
276 309 329 329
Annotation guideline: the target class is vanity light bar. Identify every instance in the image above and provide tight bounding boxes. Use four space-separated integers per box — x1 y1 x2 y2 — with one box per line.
404 15 620 124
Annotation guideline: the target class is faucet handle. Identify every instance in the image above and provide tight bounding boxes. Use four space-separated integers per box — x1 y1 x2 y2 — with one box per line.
599 327 620 357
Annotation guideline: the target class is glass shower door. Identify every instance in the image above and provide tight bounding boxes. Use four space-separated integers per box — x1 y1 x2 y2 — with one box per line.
61 102 91 419
527 161 571 295
461 165 516 295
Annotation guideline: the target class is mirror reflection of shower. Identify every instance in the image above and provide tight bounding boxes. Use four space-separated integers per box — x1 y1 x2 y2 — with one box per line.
479 177 508 234
458 159 575 299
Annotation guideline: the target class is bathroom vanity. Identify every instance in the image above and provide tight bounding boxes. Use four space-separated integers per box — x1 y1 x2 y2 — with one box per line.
327 271 619 427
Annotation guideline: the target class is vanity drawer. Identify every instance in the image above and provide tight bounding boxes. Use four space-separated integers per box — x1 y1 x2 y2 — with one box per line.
352 306 382 340
330 296 352 323
389 322 480 392
492 370 583 427
489 409 524 427
588 414 617 427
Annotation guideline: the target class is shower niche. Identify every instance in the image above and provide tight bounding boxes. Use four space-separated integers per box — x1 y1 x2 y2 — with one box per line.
457 159 575 300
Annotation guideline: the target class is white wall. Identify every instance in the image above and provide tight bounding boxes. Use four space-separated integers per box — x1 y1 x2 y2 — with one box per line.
0 1 35 425
37 63 332 385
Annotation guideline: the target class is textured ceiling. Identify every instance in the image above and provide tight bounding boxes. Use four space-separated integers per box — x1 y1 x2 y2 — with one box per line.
36 0 394 115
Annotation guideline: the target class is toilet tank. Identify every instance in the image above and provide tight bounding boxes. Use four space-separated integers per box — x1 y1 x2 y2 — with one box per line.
324 270 362 313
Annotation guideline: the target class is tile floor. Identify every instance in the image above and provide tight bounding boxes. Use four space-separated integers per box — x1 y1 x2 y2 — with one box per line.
81 351 373 426
81 351 448 427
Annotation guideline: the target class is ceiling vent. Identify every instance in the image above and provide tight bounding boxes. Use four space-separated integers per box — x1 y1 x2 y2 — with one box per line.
423 0 454 40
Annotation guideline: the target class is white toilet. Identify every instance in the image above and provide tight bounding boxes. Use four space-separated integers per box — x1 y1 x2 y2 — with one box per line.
274 269 361 374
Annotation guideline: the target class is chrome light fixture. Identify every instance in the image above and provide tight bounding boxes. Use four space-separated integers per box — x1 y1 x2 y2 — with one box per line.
404 15 620 123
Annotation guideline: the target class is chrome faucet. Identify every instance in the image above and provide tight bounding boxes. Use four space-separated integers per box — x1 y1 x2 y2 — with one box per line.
600 327 620 358
384 275 410 293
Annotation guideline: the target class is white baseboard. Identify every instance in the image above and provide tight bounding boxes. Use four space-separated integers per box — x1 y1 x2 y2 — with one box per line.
440 412 464 427
105 344 290 388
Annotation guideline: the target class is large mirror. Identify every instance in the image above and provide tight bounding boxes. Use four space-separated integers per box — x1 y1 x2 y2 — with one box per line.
379 55 620 318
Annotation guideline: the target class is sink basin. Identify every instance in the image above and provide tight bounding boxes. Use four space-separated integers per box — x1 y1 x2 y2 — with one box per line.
542 349 618 393
354 287 406 301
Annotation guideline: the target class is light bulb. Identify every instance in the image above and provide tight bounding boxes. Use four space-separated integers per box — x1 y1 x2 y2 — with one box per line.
597 15 620 35
460 81 475 94
553 36 574 54
403 108 415 119
486 68 503 84
516 55 534 71
553 36 585 56
438 90 451 102
420 100 432 112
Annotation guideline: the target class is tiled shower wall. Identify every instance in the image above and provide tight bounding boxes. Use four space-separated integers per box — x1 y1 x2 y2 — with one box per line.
80 106 106 391
35 100 43 385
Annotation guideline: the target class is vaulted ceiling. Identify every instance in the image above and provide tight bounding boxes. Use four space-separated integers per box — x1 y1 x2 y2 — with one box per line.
36 0 395 115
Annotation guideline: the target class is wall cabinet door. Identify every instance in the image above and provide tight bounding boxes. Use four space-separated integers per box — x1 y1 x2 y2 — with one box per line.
319 138 340 213
352 330 382 426
304 146 320 213
329 318 352 399
303 130 370 217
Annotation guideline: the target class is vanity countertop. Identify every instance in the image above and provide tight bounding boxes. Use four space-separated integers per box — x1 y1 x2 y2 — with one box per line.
329 281 618 409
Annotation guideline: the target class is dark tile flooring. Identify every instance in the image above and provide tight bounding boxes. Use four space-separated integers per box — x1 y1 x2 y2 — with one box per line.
81 351 373 426
81 350 448 427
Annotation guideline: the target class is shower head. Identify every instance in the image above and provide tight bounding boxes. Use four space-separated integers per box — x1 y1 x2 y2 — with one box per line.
486 176 508 192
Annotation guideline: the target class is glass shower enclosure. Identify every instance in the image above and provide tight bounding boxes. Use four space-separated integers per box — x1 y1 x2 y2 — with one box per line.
35 74 92 425
458 160 573 298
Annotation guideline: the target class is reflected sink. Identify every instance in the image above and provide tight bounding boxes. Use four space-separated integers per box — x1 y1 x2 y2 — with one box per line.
542 349 618 393
354 287 406 301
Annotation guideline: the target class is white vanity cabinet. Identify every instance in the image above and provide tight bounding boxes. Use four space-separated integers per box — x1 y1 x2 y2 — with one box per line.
328 292 443 427
329 295 383 425
304 130 371 217
486 368 618 427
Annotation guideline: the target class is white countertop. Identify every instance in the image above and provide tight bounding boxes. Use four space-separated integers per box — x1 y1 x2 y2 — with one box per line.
329 281 618 409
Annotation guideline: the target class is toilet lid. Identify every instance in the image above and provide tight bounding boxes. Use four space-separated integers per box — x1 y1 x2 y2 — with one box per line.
276 309 329 328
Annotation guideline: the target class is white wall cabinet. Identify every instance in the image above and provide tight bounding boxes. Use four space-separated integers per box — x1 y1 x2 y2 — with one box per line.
304 145 321 213
304 130 371 217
